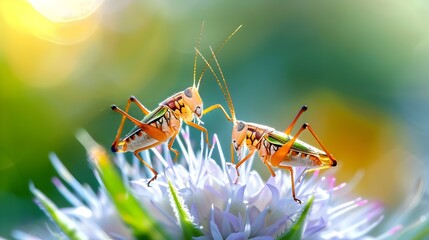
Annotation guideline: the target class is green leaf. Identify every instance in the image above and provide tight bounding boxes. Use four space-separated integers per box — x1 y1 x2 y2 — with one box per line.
76 130 170 240
278 196 314 240
168 181 203 238
30 183 90 240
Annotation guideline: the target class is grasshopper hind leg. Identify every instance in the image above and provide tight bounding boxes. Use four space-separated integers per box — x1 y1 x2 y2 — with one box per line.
284 105 308 135
111 96 150 152
271 123 337 168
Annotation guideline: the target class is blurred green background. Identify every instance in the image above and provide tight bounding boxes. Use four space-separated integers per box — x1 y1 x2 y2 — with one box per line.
1 0 429 237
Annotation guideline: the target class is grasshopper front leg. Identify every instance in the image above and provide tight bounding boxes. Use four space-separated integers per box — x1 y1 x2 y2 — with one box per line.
185 121 212 148
234 148 256 184
203 104 233 122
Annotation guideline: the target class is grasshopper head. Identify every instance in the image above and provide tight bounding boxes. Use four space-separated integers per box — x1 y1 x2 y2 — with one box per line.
232 121 247 153
182 86 203 119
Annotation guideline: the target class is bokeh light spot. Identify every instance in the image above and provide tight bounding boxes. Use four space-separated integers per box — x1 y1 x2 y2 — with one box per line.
28 0 103 23
2 0 100 45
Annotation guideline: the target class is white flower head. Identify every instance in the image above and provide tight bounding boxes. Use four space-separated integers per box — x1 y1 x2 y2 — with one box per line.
14 127 393 239
127 128 386 239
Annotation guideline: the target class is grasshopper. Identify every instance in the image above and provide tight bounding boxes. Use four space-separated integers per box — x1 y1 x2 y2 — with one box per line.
196 47 338 204
111 25 241 186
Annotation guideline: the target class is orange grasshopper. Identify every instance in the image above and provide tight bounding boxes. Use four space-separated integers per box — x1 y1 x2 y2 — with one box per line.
111 26 241 186
196 47 338 203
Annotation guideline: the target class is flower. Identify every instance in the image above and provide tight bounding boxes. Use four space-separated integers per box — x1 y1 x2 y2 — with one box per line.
13 127 398 239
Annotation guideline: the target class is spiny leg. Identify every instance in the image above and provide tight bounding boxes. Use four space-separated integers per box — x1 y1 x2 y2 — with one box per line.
234 148 256 184
284 105 307 135
111 105 168 142
185 121 212 148
276 165 301 204
203 104 233 122
167 132 179 162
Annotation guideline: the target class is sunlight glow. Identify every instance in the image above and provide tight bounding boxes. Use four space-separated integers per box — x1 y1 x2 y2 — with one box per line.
2 0 100 45
28 0 104 23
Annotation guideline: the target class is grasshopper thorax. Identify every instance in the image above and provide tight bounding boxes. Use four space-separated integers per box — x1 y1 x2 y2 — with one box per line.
232 120 248 153
181 86 203 121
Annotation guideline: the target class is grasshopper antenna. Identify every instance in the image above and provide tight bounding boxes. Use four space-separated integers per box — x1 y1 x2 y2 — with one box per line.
193 22 205 88
196 25 242 90
208 46 236 122
195 48 236 123
196 47 238 165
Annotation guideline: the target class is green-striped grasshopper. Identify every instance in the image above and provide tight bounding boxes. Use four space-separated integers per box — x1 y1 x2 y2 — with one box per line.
111 26 241 186
196 47 338 204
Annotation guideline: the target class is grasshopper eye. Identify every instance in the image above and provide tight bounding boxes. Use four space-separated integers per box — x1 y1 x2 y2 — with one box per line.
237 121 245 131
184 88 192 98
